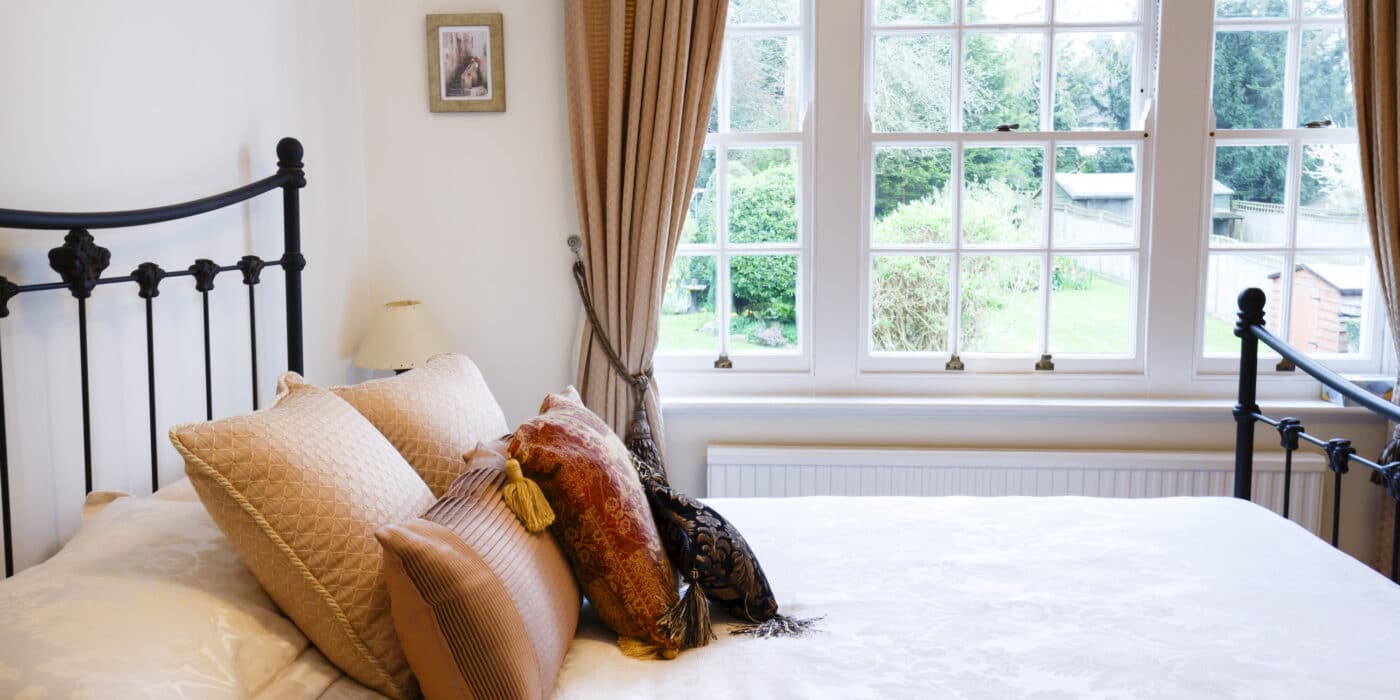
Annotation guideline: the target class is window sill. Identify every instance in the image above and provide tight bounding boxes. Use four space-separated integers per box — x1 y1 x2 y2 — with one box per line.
660 395 1377 421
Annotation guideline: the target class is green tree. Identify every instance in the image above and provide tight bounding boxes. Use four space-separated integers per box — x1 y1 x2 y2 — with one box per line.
1053 34 1133 131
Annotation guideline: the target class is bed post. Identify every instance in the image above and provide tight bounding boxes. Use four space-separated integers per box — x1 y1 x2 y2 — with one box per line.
276 138 306 376
1233 288 1266 501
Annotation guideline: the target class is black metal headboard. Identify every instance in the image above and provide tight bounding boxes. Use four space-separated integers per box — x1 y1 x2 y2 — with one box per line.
1233 287 1400 582
0 137 307 577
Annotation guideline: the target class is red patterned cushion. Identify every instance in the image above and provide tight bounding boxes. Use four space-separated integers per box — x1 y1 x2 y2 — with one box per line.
509 391 679 656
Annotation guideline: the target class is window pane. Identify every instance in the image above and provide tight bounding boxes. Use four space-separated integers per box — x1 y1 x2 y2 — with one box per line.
871 255 951 352
1054 32 1135 131
729 35 799 132
730 255 798 352
963 32 1043 132
659 255 718 353
1211 144 1289 247
960 256 1042 353
1299 28 1354 127
1203 253 1284 354
963 146 1045 246
1215 0 1290 18
964 0 1045 24
1049 255 1133 354
683 149 717 244
1302 0 1343 16
874 0 953 24
1053 146 1137 246
709 92 718 132
727 148 798 244
873 34 954 133
728 0 799 24
874 147 953 245
1291 253 1369 355
1212 30 1286 130
1056 0 1137 22
1298 144 1367 247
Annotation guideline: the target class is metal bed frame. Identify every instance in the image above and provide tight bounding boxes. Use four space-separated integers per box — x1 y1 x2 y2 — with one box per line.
0 138 307 578
1233 286 1400 582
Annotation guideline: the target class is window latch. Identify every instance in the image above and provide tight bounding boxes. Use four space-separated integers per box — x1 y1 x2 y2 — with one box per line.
1035 354 1055 371
714 354 732 369
945 354 965 371
994 123 1021 132
1276 358 1296 372
1303 119 1333 129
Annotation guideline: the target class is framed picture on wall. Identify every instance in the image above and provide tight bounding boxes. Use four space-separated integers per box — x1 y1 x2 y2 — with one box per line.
426 13 505 113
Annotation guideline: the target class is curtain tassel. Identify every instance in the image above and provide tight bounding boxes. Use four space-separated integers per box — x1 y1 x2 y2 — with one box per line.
570 251 670 481
625 376 667 484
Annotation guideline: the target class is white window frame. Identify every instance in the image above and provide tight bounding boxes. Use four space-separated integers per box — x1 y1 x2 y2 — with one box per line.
859 0 1157 374
1196 2 1383 376
657 1 1378 402
654 3 815 374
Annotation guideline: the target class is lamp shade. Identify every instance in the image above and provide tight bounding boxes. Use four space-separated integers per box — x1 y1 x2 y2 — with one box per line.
354 300 455 371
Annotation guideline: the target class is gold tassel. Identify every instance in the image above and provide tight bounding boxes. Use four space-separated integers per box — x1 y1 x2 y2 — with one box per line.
502 457 554 533
658 578 715 649
617 636 679 660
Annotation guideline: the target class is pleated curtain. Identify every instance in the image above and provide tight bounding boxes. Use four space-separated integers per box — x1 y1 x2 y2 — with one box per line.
563 0 727 469
1343 1 1400 571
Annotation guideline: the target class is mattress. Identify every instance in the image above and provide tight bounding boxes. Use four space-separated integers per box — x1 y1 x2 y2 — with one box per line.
9 491 1398 698
549 496 1400 699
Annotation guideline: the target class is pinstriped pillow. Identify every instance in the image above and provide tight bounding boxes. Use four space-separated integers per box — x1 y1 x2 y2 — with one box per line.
376 441 580 700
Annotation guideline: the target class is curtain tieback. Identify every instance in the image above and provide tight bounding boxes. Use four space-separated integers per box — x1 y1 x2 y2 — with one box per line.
571 254 667 479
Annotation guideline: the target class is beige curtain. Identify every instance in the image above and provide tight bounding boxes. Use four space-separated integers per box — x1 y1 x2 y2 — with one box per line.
564 0 727 470
1344 1 1400 571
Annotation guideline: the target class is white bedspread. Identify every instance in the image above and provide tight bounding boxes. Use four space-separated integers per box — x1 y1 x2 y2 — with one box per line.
550 496 1400 699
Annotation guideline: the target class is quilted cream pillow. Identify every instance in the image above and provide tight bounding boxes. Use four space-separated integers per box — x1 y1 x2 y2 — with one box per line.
333 352 509 496
170 373 435 700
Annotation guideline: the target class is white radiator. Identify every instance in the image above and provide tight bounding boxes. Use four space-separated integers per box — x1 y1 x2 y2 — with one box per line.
707 446 1326 535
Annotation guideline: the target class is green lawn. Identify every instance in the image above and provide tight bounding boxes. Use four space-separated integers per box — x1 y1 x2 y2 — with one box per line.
979 279 1132 354
660 280 1246 356
659 312 795 353
1204 314 1241 354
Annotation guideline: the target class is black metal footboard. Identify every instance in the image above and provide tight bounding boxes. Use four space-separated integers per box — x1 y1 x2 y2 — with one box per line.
1232 287 1400 582
0 138 307 578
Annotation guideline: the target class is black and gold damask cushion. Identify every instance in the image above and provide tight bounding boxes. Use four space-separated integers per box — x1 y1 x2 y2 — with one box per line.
639 475 818 640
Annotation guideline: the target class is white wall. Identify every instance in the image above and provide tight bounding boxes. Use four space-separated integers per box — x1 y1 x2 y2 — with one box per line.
0 0 372 568
1 1 1386 572
356 0 579 424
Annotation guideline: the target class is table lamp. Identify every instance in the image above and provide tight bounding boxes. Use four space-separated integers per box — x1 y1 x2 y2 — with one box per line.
354 300 454 373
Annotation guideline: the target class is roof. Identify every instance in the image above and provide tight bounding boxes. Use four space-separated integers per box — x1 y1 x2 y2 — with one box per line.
1266 263 1363 295
1054 172 1234 199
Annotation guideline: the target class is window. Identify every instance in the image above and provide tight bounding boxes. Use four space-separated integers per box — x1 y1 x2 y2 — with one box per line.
654 1 1383 399
864 0 1152 372
1202 0 1378 369
659 0 810 369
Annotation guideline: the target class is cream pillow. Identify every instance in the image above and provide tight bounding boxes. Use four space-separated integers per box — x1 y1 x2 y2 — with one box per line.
0 497 307 698
171 373 435 700
333 352 509 497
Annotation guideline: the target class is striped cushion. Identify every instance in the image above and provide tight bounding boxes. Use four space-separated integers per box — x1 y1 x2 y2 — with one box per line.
377 442 580 700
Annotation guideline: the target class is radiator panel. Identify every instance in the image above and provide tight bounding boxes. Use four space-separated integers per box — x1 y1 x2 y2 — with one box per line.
706 447 1326 535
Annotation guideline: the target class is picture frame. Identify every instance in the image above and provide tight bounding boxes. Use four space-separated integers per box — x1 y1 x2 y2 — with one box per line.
426 13 505 113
